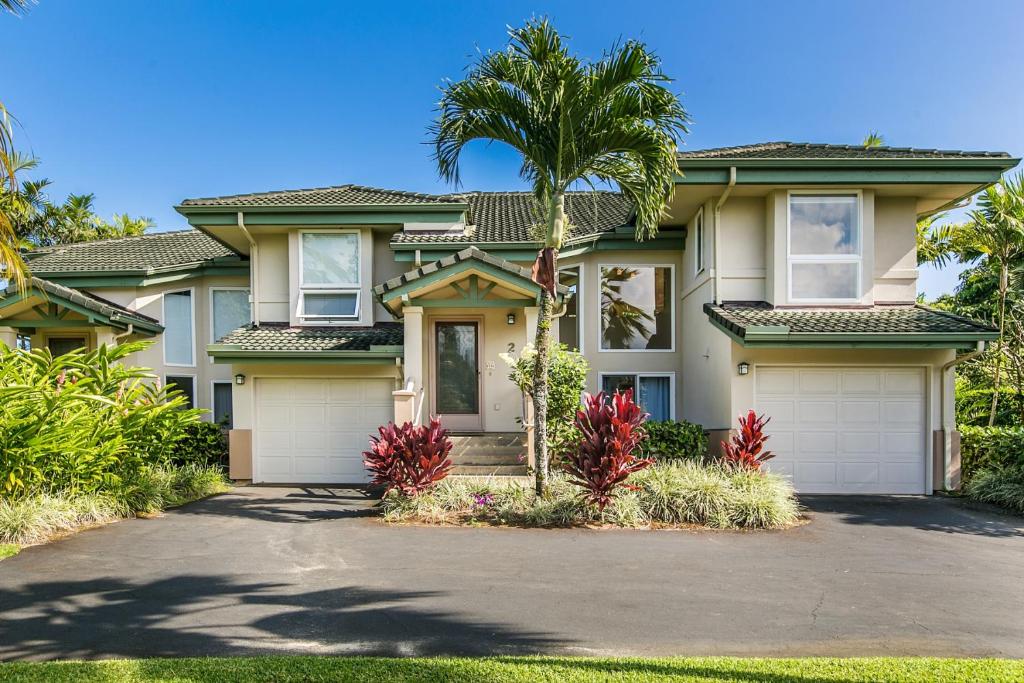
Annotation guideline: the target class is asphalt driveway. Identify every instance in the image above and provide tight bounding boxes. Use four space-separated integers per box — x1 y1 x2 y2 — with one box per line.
1 486 1022 661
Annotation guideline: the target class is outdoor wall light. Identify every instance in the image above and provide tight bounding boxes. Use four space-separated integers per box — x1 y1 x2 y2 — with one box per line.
507 312 516 325
737 362 750 376
234 374 246 385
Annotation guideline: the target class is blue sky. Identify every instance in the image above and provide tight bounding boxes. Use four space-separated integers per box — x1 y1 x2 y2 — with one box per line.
3 0 1022 298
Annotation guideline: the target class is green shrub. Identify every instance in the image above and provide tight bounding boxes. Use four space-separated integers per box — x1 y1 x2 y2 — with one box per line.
502 342 588 459
638 420 708 461
381 461 799 530
959 426 1024 483
170 421 229 469
0 342 200 496
965 466 1024 515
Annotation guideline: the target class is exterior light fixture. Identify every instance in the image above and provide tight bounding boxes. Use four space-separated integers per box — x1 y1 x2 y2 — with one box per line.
507 313 516 325
737 362 750 376
234 374 246 385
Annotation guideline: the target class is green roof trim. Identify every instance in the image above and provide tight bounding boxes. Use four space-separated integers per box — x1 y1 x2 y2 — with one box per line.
705 302 998 349
0 277 163 335
677 141 1016 162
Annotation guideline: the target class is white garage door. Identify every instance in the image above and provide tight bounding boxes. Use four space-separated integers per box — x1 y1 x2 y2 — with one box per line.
254 378 394 484
755 367 927 494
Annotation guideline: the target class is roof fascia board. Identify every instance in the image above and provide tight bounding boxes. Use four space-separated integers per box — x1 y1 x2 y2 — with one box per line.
675 167 1009 185
677 157 1019 169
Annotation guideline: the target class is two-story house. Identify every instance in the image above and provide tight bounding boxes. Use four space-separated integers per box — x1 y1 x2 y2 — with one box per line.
0 142 1015 494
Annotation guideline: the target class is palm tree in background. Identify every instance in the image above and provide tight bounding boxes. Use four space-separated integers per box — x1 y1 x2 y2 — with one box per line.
600 267 654 349
862 131 885 148
431 19 688 493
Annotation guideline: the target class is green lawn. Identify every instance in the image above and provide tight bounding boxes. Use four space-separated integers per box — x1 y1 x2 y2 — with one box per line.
0 656 1021 682
0 543 19 560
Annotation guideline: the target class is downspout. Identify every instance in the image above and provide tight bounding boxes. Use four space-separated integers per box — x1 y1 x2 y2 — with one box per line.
113 323 134 344
236 212 259 325
713 167 737 305
940 341 986 490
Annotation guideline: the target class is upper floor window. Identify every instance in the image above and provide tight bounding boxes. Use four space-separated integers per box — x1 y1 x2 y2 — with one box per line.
211 288 251 342
558 266 581 352
163 289 194 366
788 193 861 302
299 230 360 321
600 265 673 351
693 208 705 275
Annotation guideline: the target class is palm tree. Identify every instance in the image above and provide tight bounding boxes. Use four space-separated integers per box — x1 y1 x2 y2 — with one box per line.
862 131 885 148
0 102 28 290
600 267 654 349
952 173 1024 425
431 19 688 493
916 212 955 267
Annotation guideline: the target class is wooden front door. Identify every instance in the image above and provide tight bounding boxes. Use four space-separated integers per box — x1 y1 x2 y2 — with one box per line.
432 320 482 431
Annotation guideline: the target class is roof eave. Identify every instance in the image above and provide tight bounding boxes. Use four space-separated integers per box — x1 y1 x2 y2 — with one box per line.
676 157 1019 169
175 202 469 215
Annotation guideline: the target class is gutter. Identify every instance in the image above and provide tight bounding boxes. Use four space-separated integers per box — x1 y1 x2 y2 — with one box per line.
940 341 987 490
236 212 259 326
713 167 737 304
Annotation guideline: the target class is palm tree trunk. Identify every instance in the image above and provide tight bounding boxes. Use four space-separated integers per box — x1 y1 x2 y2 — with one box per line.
988 264 1009 426
531 192 566 495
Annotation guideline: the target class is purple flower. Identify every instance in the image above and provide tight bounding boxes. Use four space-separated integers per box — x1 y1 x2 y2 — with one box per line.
472 493 494 508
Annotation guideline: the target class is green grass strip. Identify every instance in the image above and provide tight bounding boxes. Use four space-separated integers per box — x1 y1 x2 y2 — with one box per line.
0 656 1022 682
0 543 19 560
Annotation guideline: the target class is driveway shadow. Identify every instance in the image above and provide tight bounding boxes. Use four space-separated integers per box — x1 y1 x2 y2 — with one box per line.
801 495 1024 538
174 487 381 524
0 574 563 661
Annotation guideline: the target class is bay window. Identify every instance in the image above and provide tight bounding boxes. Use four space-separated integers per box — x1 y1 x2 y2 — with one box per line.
299 230 360 321
788 193 861 302
599 265 673 350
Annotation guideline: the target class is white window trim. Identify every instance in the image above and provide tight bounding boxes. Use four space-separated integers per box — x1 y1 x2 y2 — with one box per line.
597 263 675 353
597 371 676 421
162 287 196 368
297 229 362 323
210 380 233 426
786 190 863 304
693 207 705 276
164 374 197 410
558 263 584 354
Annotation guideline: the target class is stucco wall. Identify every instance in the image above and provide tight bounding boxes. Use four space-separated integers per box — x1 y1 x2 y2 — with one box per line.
874 196 919 303
256 232 289 323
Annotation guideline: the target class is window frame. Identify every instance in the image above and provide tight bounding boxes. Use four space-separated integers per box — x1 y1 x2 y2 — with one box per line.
210 379 234 428
161 287 196 368
557 264 584 354
164 374 197 409
693 207 705 276
596 262 675 353
297 228 362 323
786 190 863 304
209 286 252 344
597 371 676 421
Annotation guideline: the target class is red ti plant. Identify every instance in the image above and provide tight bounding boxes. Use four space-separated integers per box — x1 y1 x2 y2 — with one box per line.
562 390 653 510
721 410 774 471
363 417 453 496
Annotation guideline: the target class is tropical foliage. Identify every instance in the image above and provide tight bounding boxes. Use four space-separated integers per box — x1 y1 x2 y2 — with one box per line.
431 19 688 493
562 390 653 510
720 411 775 471
965 465 1024 515
363 418 453 495
638 419 708 461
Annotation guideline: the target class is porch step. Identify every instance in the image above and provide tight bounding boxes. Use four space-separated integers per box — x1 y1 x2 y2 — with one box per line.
451 464 529 476
448 432 527 477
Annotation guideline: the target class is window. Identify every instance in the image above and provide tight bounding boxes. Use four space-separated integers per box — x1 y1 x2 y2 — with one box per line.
299 230 360 321
211 288 251 342
165 375 196 409
599 265 673 350
163 289 195 366
693 208 705 275
212 381 233 428
47 337 86 356
600 373 673 422
558 266 581 351
16 334 30 351
788 193 861 302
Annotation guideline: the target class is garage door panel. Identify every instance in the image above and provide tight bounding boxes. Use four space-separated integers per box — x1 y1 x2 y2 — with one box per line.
255 378 393 484
757 366 926 494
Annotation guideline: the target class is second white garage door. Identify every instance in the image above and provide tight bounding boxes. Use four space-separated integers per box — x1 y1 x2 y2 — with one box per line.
254 378 394 484
755 367 927 494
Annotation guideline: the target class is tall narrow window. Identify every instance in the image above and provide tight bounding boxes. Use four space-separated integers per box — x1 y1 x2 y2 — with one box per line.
788 194 861 302
600 265 673 350
558 266 581 351
693 208 705 275
299 231 360 321
212 381 234 428
165 375 196 409
212 288 251 342
163 290 194 365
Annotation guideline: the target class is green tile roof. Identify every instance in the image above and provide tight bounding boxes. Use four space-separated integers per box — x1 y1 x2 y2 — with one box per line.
678 141 1013 161
705 302 998 347
0 277 163 334
25 230 241 275
212 322 402 352
180 184 461 208
391 191 632 245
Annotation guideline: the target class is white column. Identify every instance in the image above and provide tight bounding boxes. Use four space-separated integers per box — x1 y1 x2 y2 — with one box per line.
401 306 424 425
0 326 17 349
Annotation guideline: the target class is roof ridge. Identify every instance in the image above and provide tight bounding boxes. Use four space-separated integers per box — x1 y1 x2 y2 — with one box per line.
182 183 457 205
27 228 203 254
678 140 1012 159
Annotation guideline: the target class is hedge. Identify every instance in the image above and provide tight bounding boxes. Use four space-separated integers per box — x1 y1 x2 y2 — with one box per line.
959 426 1024 483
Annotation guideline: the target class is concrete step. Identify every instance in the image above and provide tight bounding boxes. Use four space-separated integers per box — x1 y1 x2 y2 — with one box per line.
451 464 529 476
